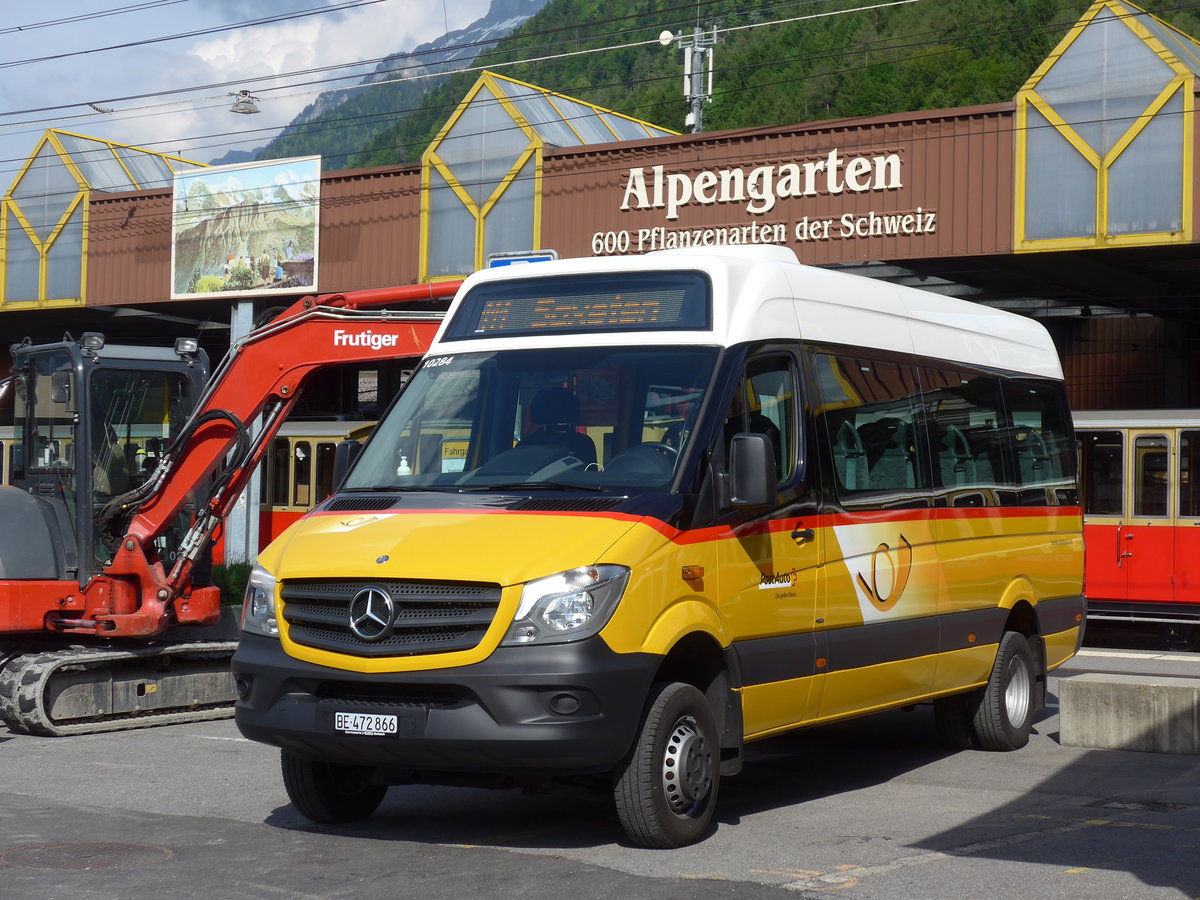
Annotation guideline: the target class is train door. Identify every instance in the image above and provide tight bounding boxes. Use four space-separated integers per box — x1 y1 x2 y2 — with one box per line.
1173 430 1200 607
1082 428 1175 606
1122 431 1174 604
1078 429 1125 604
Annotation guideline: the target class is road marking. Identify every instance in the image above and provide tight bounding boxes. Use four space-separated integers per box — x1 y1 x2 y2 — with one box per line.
196 735 251 743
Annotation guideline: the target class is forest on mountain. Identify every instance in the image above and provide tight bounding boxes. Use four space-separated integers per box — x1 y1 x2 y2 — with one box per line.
259 0 1200 170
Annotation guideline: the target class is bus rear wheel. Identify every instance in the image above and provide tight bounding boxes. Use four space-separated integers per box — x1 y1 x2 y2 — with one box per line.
934 630 1037 752
614 682 720 848
281 750 387 824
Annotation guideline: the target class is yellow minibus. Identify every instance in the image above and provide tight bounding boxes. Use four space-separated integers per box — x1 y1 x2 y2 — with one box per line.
233 246 1084 847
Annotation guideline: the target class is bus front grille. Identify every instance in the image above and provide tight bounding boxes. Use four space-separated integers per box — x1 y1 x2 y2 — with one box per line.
281 579 502 657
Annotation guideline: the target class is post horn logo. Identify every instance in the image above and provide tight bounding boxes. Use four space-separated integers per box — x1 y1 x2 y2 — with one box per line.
856 533 913 612
348 586 397 641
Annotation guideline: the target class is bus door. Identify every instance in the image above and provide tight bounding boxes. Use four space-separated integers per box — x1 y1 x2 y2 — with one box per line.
717 353 824 736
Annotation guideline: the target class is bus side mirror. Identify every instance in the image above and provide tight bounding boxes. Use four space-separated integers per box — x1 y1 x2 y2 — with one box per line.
729 432 776 508
332 439 362 489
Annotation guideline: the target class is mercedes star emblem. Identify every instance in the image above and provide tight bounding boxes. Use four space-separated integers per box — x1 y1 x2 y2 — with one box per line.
348 586 396 641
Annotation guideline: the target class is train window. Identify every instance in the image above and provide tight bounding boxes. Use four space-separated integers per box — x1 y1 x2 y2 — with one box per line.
1078 430 1123 516
293 442 312 507
315 442 337 504
1180 431 1200 517
270 438 289 506
1133 435 1168 517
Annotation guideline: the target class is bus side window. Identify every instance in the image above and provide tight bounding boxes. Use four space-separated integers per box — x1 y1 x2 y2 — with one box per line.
816 354 926 505
920 367 1010 507
724 356 796 484
1001 381 1075 499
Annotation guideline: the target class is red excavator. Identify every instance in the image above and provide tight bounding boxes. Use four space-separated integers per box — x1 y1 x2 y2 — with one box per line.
0 281 459 735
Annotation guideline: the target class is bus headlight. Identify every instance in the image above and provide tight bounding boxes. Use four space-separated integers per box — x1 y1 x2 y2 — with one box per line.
240 563 279 638
502 565 629 646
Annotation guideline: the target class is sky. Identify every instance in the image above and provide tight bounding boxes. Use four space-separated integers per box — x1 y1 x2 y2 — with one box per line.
0 0 492 184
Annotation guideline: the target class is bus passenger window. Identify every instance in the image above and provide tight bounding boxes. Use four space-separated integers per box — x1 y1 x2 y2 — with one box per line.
1078 431 1123 516
920 367 1010 506
816 354 925 504
1133 435 1168 517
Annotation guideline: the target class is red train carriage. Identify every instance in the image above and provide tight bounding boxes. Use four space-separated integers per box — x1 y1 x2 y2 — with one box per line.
1076 410 1200 645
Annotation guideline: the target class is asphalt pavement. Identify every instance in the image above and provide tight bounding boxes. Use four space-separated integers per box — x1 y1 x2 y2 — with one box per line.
2 643 1199 900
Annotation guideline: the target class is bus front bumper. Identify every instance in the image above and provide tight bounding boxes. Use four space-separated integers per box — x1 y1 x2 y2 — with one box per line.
232 633 658 776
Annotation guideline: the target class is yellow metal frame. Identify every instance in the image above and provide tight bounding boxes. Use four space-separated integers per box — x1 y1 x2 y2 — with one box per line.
419 71 675 281
1014 0 1195 252
1 129 204 310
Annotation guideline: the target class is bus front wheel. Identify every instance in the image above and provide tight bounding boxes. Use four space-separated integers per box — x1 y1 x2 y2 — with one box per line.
614 681 720 848
281 750 387 824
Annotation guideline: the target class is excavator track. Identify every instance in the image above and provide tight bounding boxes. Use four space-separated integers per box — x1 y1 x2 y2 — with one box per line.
0 641 239 736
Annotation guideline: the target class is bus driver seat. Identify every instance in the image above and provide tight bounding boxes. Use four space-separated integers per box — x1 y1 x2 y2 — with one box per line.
519 387 597 465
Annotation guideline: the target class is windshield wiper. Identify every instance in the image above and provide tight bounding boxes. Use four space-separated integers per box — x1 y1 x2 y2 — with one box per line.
459 480 609 493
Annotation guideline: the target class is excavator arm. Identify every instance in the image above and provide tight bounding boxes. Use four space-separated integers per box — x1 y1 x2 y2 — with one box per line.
73 281 460 638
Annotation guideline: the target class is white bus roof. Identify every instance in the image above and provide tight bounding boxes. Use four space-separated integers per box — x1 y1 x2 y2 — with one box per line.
433 247 1063 380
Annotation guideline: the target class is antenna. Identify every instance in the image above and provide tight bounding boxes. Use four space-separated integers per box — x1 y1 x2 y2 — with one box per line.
661 26 717 133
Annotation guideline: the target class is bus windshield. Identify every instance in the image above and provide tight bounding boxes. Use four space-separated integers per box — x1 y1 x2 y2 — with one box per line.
345 345 719 493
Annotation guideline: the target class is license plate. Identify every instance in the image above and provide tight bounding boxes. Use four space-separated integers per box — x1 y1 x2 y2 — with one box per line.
334 711 398 736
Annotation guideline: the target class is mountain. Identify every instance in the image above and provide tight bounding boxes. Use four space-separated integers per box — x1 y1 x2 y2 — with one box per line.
243 0 550 169
345 0 1200 169
222 0 1200 173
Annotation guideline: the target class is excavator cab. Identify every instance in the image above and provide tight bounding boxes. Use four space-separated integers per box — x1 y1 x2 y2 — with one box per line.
2 333 209 587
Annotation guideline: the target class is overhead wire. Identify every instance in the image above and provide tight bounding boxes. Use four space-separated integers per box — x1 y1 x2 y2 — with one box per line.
0 0 961 171
6 0 1200 311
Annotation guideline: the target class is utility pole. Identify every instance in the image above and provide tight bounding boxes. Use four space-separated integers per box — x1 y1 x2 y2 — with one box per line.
661 25 717 133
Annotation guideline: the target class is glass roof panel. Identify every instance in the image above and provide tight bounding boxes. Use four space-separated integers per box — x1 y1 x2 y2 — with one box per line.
544 95 617 144
600 112 654 141
1139 16 1200 76
54 133 136 191
112 146 176 189
497 84 581 148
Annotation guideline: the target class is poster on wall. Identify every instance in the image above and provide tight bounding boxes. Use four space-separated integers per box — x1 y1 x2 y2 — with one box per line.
171 156 320 299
